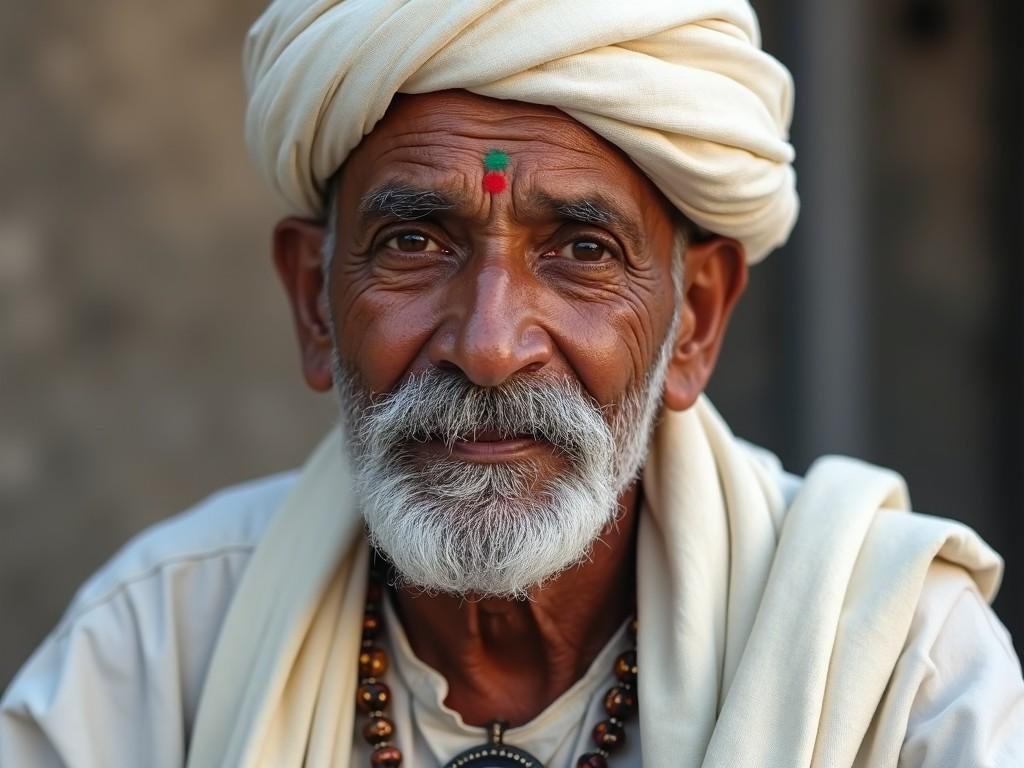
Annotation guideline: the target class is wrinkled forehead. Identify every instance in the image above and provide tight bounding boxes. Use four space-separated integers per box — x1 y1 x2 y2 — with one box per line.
337 90 675 226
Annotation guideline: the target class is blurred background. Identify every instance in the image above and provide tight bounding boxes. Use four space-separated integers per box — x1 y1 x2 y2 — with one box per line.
0 0 1020 688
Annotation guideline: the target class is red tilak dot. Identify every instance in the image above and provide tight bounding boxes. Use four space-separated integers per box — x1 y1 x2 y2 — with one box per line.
483 171 507 194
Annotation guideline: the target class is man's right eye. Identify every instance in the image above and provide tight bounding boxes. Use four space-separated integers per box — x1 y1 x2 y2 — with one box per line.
384 232 446 253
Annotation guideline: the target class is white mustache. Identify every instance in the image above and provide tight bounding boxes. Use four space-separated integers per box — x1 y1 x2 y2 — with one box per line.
349 369 614 468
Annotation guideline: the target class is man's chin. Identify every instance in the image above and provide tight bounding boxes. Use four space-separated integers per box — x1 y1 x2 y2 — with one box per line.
377 552 580 601
358 439 620 599
364 500 600 598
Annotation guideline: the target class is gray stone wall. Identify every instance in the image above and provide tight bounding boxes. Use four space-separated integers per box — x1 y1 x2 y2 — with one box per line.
0 0 333 687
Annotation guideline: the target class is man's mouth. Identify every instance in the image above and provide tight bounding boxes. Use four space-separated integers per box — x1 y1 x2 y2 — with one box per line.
458 429 531 442
450 430 540 460
411 429 555 463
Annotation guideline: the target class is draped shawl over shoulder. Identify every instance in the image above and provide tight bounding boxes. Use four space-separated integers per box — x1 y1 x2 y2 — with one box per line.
186 399 1002 767
243 0 798 263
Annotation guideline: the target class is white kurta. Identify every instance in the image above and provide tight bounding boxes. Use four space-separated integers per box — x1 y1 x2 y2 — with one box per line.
1 469 1022 767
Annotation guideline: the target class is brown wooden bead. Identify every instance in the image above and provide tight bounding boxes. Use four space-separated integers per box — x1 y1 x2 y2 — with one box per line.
603 685 638 718
356 681 391 713
362 612 381 638
628 617 638 642
369 745 402 767
362 715 395 745
613 650 637 685
577 753 608 768
592 719 626 752
359 647 389 679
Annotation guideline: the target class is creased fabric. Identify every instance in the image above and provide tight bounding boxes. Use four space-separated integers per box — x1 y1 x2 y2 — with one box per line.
243 0 798 263
185 397 1002 768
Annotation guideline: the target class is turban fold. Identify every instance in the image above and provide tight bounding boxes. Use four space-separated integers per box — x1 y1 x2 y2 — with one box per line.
244 0 798 263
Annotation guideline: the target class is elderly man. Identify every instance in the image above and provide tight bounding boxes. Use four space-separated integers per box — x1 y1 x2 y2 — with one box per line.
2 0 1022 766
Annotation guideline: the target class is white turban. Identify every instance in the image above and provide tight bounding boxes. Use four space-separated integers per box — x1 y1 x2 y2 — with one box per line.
244 0 798 263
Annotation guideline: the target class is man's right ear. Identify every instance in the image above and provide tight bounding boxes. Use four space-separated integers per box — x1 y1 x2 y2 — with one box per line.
272 217 334 393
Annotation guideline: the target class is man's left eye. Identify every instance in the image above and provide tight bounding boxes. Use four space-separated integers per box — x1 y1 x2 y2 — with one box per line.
560 240 610 262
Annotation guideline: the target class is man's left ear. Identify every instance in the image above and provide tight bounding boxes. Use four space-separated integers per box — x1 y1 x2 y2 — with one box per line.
662 237 748 412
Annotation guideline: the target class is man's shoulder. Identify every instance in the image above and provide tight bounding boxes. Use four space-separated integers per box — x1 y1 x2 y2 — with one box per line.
60 469 298 633
0 470 301 764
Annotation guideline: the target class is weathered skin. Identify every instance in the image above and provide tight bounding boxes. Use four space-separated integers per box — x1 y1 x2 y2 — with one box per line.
273 90 747 726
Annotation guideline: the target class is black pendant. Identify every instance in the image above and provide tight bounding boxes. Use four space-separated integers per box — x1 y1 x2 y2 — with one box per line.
442 721 543 768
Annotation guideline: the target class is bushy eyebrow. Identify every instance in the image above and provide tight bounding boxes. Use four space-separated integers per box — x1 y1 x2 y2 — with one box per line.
358 183 457 226
357 182 644 250
534 192 644 250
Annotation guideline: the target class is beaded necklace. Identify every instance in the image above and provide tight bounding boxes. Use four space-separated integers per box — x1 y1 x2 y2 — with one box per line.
356 562 639 768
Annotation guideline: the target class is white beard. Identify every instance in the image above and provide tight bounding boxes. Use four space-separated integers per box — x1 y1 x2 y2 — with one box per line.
333 327 676 599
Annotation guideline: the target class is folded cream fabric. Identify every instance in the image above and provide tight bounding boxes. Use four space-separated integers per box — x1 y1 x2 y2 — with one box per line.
243 0 799 263
186 397 1002 767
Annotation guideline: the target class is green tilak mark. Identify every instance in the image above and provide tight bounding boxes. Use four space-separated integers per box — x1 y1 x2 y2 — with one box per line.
483 149 509 171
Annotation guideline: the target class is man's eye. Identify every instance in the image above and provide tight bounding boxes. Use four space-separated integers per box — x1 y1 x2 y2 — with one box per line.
384 232 445 253
561 239 610 262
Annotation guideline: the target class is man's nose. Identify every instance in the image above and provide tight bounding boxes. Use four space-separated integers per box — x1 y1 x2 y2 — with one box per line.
429 265 553 387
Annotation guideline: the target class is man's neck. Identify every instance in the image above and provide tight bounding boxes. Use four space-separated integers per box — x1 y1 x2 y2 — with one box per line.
390 483 640 728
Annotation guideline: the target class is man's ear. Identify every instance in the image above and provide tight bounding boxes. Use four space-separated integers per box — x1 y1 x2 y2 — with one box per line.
662 237 748 412
272 217 334 393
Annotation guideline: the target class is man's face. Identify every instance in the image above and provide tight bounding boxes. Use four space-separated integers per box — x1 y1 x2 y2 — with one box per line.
276 91 745 596
330 91 680 411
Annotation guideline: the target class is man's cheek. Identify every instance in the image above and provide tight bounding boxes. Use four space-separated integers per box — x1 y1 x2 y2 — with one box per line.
337 295 440 393
552 308 650 406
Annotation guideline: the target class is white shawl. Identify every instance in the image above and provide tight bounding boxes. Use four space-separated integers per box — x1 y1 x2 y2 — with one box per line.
186 398 1001 767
